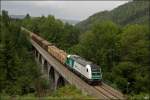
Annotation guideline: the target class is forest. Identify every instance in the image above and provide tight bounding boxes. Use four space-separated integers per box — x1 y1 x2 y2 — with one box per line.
0 0 150 99
0 11 89 99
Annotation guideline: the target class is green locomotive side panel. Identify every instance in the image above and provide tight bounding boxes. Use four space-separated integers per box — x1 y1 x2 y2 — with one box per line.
65 57 74 68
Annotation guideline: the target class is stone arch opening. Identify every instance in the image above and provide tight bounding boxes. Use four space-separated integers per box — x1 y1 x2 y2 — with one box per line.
35 50 38 58
43 60 48 73
49 67 55 90
57 76 65 89
31 45 34 51
39 54 42 63
49 67 55 83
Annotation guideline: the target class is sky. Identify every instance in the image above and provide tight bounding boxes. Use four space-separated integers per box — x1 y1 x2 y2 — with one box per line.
1 1 129 21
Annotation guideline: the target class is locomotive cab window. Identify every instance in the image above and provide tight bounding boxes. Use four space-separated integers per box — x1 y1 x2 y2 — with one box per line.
87 69 88 72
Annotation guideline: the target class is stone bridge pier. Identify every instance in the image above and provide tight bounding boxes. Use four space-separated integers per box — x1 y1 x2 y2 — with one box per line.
34 49 68 90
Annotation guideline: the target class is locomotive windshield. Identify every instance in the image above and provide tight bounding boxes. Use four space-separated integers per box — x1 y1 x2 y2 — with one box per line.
91 64 102 80
91 64 100 71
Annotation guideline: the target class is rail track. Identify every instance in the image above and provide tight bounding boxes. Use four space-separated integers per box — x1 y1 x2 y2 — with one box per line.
102 82 124 98
93 82 124 99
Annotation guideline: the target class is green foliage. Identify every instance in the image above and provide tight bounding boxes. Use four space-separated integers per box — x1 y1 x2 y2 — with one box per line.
76 1 149 32
73 21 120 72
1 10 10 26
38 15 64 43
128 93 150 100
0 85 92 99
22 15 40 33
119 24 149 64
34 76 50 97
113 24 150 94
22 14 80 51
0 11 84 98
0 93 38 100
52 85 92 99
0 10 40 95
112 61 137 93
73 21 150 95
59 23 80 50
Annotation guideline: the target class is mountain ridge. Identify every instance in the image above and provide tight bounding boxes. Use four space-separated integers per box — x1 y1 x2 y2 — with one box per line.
76 1 149 31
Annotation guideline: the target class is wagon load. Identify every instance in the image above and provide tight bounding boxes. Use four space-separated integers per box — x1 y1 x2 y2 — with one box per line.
42 40 52 51
48 46 57 57
48 46 67 64
32 34 44 47
59 50 67 64
48 46 60 59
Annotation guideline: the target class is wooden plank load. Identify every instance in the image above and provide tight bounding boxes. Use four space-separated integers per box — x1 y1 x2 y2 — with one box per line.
42 40 53 51
48 46 67 64
59 50 67 64
32 34 44 47
48 46 58 59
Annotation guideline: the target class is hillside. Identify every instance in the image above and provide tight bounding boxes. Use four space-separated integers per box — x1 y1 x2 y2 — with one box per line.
76 1 149 31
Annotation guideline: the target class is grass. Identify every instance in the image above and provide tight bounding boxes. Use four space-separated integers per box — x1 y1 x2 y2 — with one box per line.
0 85 94 100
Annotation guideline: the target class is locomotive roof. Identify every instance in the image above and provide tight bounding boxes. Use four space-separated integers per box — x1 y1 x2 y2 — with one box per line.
70 55 92 66
69 55 100 70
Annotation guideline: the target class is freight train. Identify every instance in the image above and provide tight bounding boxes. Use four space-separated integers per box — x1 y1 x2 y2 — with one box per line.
21 27 102 85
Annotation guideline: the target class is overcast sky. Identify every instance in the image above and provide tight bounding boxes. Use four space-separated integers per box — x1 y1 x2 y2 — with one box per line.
1 1 129 21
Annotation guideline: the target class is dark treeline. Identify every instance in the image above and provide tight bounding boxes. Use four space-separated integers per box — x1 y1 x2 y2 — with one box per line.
22 14 80 51
0 11 41 95
73 22 150 95
0 11 89 99
76 1 149 32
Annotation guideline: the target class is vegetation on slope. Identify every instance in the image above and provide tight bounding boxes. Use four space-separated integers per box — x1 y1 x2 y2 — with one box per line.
76 1 149 32
1 85 91 100
74 1 150 97
72 21 150 95
22 14 80 51
0 10 40 95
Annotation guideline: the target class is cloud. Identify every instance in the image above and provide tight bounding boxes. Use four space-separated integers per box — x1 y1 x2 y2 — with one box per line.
1 1 128 20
